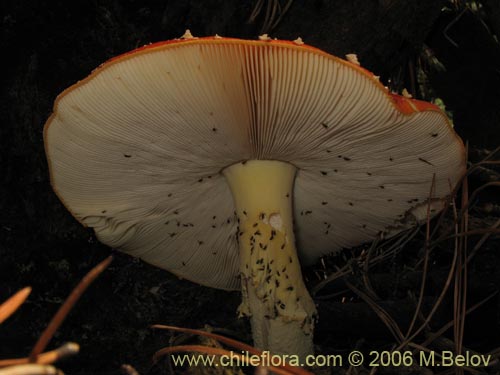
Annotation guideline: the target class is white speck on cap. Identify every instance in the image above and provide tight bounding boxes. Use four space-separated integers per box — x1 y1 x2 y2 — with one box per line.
402 88 413 98
258 34 271 41
181 29 196 39
345 53 360 66
293 37 304 45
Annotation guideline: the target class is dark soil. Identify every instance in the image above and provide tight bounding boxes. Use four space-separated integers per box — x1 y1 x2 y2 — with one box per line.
1 1 499 374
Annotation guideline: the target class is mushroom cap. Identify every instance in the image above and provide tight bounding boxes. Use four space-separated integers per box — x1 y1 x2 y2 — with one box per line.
44 36 465 290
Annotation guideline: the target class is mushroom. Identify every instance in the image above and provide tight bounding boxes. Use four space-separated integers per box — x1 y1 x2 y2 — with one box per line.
44 35 465 359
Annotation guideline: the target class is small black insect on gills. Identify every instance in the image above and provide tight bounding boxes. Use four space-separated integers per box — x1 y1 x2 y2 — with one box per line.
418 157 434 166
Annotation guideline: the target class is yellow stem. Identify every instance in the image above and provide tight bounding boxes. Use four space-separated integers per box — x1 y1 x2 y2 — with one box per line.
223 160 316 359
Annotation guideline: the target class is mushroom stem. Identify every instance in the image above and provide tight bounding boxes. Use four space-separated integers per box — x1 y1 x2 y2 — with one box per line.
223 160 316 359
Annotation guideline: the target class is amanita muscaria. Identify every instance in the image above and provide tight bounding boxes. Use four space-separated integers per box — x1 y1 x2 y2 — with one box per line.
44 32 465 359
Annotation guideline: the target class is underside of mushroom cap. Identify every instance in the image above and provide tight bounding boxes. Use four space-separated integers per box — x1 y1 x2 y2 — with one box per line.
44 37 466 290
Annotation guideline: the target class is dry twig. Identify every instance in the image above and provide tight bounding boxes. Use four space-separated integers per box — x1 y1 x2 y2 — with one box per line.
29 256 113 361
